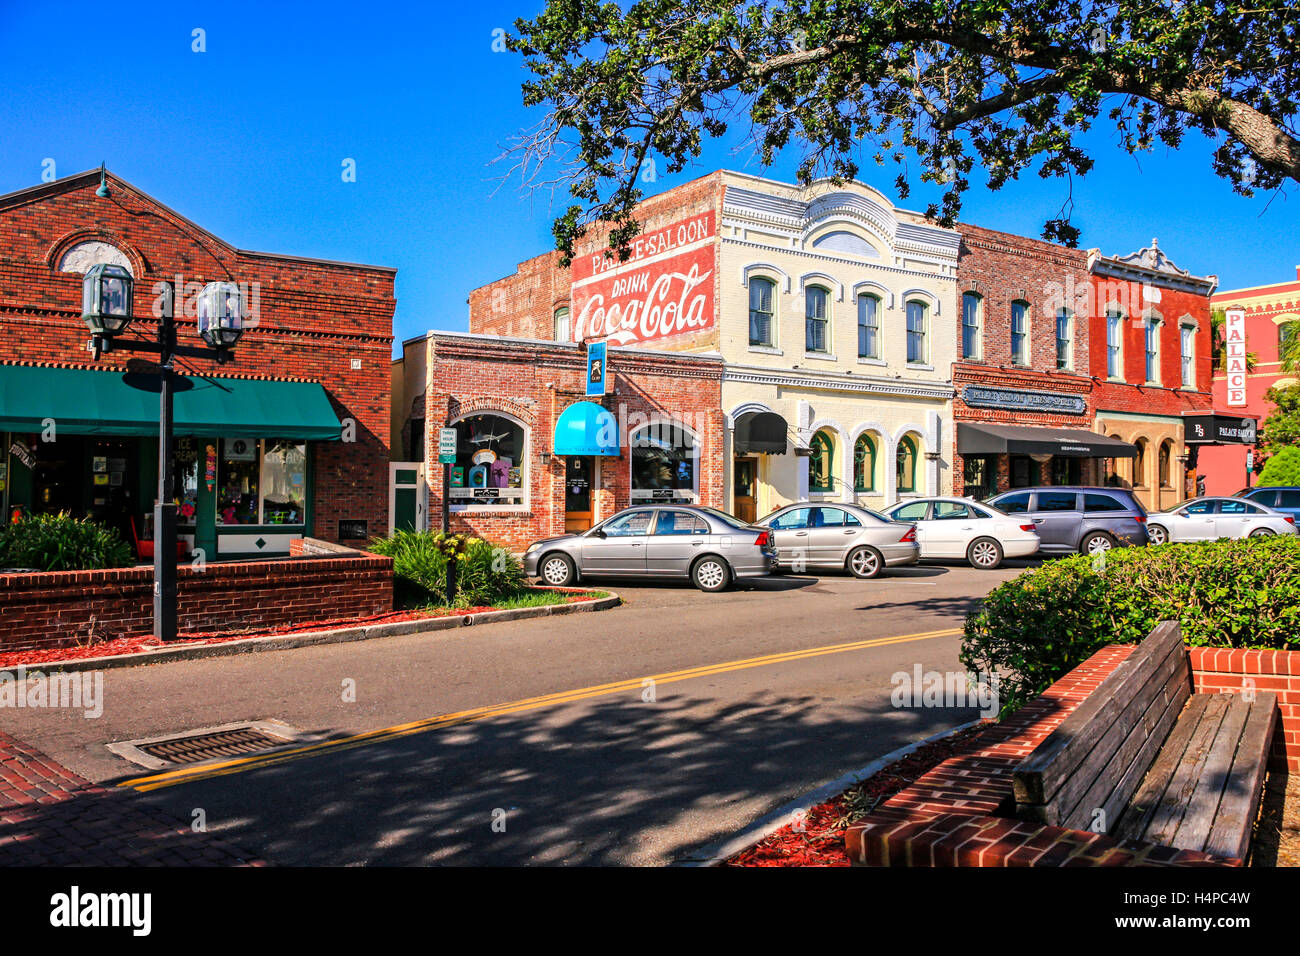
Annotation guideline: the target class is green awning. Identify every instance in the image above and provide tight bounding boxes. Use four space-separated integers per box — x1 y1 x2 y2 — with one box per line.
0 365 342 440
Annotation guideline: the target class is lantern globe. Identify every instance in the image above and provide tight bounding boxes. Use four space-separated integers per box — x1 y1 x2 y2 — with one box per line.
81 263 134 336
197 281 246 349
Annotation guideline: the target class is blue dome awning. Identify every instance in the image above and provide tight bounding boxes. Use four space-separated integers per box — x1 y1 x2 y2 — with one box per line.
553 401 620 457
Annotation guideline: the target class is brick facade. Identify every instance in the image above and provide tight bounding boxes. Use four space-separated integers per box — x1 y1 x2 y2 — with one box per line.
0 169 396 549
0 552 394 652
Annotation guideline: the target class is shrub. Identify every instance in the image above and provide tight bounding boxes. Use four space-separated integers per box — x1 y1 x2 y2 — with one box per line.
960 536 1300 717
0 512 134 572
1258 445 1300 486
367 530 525 607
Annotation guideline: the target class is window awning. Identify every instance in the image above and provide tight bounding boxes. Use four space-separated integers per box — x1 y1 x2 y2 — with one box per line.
957 423 1138 458
0 365 342 440
553 400 619 457
734 411 788 455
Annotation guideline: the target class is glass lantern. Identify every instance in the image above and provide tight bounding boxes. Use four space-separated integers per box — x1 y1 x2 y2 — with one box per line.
197 281 246 350
81 263 134 336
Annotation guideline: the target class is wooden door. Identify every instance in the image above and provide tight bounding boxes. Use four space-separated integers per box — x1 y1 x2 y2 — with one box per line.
564 456 594 532
733 456 758 523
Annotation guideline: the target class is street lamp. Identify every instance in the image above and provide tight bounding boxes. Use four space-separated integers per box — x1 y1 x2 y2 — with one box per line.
83 265 241 643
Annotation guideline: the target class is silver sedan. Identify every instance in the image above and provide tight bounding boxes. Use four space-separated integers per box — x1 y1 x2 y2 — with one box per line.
523 505 777 592
754 502 920 579
1146 496 1298 544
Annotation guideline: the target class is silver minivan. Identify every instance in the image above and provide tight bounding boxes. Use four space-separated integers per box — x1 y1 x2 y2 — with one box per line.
523 505 777 591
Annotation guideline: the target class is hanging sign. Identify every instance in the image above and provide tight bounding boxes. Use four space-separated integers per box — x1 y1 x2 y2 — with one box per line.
1225 308 1247 406
586 341 608 397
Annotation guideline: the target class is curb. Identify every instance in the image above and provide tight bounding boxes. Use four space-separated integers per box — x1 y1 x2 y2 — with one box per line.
2 590 621 677
674 718 984 867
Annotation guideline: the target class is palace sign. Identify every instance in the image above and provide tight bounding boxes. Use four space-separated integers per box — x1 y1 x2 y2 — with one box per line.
570 211 716 346
1224 308 1247 406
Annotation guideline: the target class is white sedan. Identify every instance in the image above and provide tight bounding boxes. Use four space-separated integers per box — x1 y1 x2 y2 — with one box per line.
880 496 1041 569
1146 496 1298 544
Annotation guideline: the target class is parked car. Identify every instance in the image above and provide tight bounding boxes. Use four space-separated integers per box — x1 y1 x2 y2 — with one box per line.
522 505 776 592
1146 496 1297 544
753 502 919 578
880 496 1040 569
985 486 1149 555
1237 486 1300 521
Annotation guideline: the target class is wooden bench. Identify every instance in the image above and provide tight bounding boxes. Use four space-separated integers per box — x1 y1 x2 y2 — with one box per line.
1012 621 1277 861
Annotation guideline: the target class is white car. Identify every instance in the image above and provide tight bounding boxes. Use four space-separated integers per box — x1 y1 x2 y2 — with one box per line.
880 496 1041 569
1146 496 1298 544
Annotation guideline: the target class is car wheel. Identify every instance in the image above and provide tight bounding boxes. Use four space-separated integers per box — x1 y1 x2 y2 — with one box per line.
1250 528 1275 538
691 556 731 592
1081 532 1114 555
967 537 1003 570
1147 523 1169 546
846 545 883 579
538 552 576 587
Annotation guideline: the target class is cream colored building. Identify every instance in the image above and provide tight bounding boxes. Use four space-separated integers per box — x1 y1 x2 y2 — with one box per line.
714 173 958 520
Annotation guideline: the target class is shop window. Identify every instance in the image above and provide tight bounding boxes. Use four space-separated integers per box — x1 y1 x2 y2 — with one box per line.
174 438 200 526
449 413 527 506
749 278 775 347
905 301 928 365
853 434 877 492
805 286 829 353
809 430 835 493
962 455 994 500
1011 301 1029 365
217 438 260 525
857 294 880 359
897 435 918 494
262 440 308 524
216 438 308 526
631 420 698 503
961 293 981 359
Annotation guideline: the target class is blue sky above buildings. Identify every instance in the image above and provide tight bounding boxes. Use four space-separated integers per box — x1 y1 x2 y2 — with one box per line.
1 0 1295 355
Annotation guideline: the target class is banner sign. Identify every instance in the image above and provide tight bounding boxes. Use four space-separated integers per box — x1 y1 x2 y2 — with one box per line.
1225 308 1247 406
570 211 716 346
961 385 1087 416
586 341 608 397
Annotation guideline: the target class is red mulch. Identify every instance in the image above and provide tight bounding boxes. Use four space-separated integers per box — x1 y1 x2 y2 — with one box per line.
724 723 990 867
0 589 602 669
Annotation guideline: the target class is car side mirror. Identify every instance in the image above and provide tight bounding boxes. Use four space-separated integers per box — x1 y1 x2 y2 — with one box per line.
591 528 607 538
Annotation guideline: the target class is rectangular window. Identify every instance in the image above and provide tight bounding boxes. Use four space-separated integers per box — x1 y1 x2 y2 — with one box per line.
961 293 980 359
261 440 308 524
1146 320 1160 382
1011 302 1028 365
748 279 773 347
1180 325 1194 386
1107 312 1122 377
216 438 309 526
906 301 927 364
857 294 880 359
805 287 828 353
1055 311 1071 369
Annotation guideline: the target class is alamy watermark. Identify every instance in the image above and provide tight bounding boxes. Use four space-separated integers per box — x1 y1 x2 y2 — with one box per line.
891 665 1000 719
0 667 103 718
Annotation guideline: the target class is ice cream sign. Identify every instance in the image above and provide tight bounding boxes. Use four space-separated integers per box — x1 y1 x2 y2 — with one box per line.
570 211 716 346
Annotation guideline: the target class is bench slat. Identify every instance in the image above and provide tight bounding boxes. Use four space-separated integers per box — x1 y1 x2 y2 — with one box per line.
1203 693 1278 861
1013 621 1184 811
1112 694 1210 843
1174 694 1254 852
1140 694 1230 848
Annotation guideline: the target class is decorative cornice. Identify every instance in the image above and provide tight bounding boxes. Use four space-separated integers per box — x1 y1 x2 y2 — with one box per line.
723 363 954 400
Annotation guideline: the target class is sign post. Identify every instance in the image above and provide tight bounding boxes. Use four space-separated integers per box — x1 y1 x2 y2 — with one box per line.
438 427 457 533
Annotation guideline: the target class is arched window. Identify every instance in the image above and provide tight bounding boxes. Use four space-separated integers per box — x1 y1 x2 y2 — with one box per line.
1158 439 1174 488
854 434 877 492
805 286 830 353
1280 321 1298 364
905 300 928 365
748 277 775 347
961 293 981 360
897 435 918 494
450 413 528 506
630 420 699 504
553 307 571 342
1133 438 1149 488
809 430 835 492
857 294 881 359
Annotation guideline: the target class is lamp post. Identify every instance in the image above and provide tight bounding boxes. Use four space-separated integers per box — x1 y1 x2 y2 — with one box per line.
83 270 243 642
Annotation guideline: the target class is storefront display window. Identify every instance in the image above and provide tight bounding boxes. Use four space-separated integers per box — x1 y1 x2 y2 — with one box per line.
262 440 308 524
450 414 526 505
174 437 200 526
897 436 918 493
853 434 876 492
218 438 260 525
631 422 697 503
809 430 834 493
215 437 309 526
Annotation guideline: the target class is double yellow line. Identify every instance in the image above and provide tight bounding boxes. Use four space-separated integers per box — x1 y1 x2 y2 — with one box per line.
117 625 961 792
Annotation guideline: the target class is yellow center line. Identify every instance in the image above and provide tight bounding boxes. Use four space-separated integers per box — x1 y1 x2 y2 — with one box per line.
117 626 962 792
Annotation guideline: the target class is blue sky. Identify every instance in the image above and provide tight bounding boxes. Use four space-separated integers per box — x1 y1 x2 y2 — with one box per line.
2 1 1295 356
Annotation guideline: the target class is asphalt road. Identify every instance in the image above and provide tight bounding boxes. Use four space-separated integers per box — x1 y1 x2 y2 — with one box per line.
4 559 1035 865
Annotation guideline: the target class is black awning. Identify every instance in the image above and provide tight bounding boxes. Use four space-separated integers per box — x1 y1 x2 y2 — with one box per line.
734 411 788 455
957 423 1138 458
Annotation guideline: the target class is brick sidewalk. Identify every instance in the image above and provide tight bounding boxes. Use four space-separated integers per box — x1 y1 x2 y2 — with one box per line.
0 731 263 866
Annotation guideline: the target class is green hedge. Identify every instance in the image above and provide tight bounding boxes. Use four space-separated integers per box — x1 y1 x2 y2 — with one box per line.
367 530 525 608
0 513 134 572
960 537 1300 717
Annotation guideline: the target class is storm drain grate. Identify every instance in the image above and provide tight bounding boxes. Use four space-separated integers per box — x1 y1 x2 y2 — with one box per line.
134 727 292 765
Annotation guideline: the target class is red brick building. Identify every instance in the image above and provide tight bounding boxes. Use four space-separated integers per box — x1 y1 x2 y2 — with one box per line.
0 169 396 558
395 331 724 552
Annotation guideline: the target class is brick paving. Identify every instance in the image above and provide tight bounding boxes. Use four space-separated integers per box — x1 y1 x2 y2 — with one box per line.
0 731 263 866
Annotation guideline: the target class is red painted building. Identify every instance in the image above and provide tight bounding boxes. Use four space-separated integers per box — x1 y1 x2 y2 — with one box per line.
0 169 396 558
1204 270 1300 494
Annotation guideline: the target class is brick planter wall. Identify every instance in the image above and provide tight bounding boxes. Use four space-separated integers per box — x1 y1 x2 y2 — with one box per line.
845 641 1294 867
0 554 393 652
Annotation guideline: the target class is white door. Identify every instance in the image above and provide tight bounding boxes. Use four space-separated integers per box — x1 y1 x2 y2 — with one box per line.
389 461 428 534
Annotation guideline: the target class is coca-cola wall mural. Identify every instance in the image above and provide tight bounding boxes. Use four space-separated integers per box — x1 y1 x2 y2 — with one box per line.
569 210 716 346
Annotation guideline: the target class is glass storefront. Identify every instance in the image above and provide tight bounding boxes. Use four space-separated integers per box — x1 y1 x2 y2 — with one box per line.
448 414 526 505
630 422 697 503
